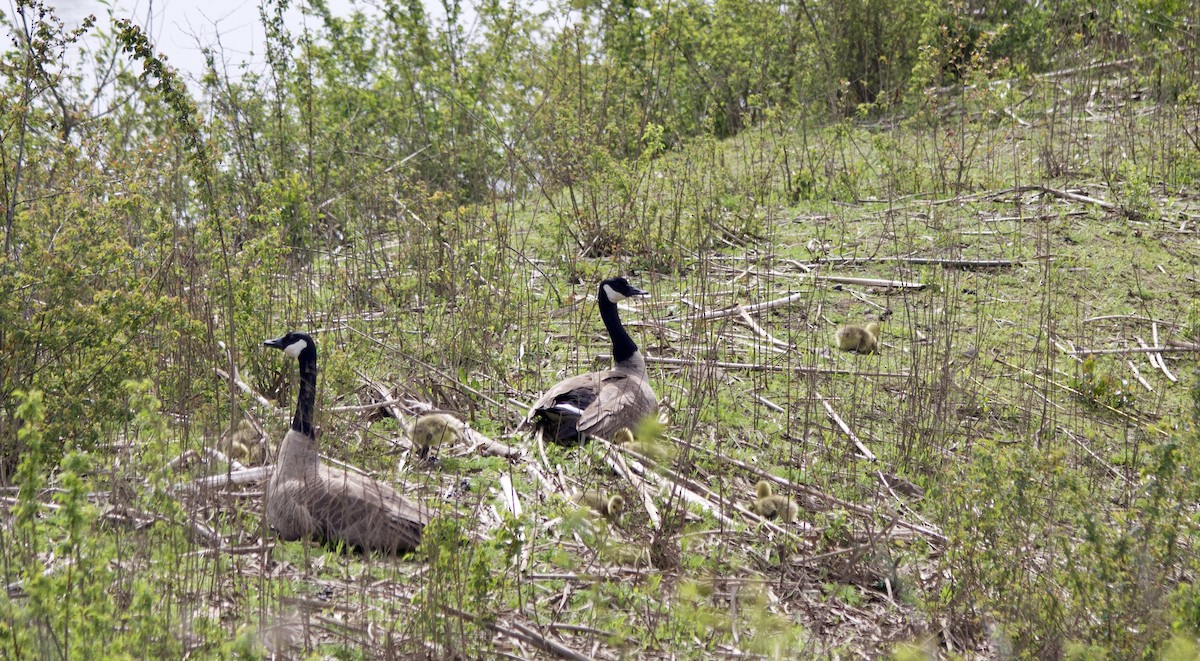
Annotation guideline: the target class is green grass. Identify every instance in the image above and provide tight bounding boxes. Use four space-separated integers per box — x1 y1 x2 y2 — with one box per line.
148 85 1196 656
4 38 1200 658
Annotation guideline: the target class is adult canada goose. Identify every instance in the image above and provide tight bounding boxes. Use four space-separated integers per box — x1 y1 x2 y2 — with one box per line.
835 321 881 354
749 480 799 523
525 277 658 445
264 332 430 553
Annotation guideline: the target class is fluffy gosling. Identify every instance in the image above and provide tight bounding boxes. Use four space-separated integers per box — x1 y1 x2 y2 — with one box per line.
612 426 674 463
835 321 881 354
749 480 799 523
220 419 264 465
406 412 465 460
577 490 626 520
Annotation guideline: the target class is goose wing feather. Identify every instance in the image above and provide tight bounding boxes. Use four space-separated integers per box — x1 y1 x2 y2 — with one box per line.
575 372 657 440
299 467 430 552
266 477 318 541
527 372 602 418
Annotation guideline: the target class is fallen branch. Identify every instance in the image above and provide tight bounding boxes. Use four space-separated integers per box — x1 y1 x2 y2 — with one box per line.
464 427 524 459
441 606 591 661
597 353 910 379
176 466 272 493
214 368 278 410
817 391 877 461
986 184 1116 211
1083 314 1179 326
1066 345 1198 356
1146 329 1178 383
676 290 808 322
736 305 793 349
820 256 1019 269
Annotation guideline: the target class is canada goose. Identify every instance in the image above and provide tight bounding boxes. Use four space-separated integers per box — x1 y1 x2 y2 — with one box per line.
576 490 626 520
406 412 465 460
264 332 430 553
835 321 881 354
525 277 658 445
749 480 799 523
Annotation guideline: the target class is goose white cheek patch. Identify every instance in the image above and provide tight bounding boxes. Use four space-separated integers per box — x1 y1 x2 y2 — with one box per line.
284 339 308 357
603 284 625 302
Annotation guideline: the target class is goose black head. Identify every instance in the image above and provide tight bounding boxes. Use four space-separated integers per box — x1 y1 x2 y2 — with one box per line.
599 277 649 304
264 331 316 359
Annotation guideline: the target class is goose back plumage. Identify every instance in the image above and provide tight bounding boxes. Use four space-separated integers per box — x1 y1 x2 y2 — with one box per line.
264 332 430 553
526 278 658 444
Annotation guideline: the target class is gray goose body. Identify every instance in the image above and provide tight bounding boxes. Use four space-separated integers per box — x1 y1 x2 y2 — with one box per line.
526 278 658 444
265 332 429 553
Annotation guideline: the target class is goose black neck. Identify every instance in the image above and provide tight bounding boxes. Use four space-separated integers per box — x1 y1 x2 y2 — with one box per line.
292 348 318 437
599 294 640 365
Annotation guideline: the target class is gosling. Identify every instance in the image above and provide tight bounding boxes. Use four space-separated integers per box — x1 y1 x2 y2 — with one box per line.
577 490 626 520
749 480 799 523
612 426 673 463
835 321 881 354
406 412 465 460
220 418 264 465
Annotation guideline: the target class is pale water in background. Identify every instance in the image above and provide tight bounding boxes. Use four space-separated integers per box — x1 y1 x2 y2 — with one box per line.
3 0 478 84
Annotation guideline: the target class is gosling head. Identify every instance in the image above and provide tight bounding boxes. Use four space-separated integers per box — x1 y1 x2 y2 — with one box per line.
755 480 773 499
264 331 316 359
612 427 636 445
607 494 626 516
864 321 881 338
600 277 649 304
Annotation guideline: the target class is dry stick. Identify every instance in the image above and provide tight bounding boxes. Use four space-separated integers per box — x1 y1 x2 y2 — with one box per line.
525 463 557 497
214 367 278 410
677 290 808 322
498 472 523 518
986 184 1117 210
819 256 1020 269
177 466 272 492
330 398 406 413
601 353 910 379
1149 327 1178 383
1083 314 1179 326
510 622 592 661
736 305 793 349
846 287 888 312
816 391 877 461
1066 345 1199 356
464 427 524 459
1135 335 1162 372
819 274 925 289
441 605 590 661
165 449 200 471
672 435 946 545
751 393 786 413
1126 360 1153 392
